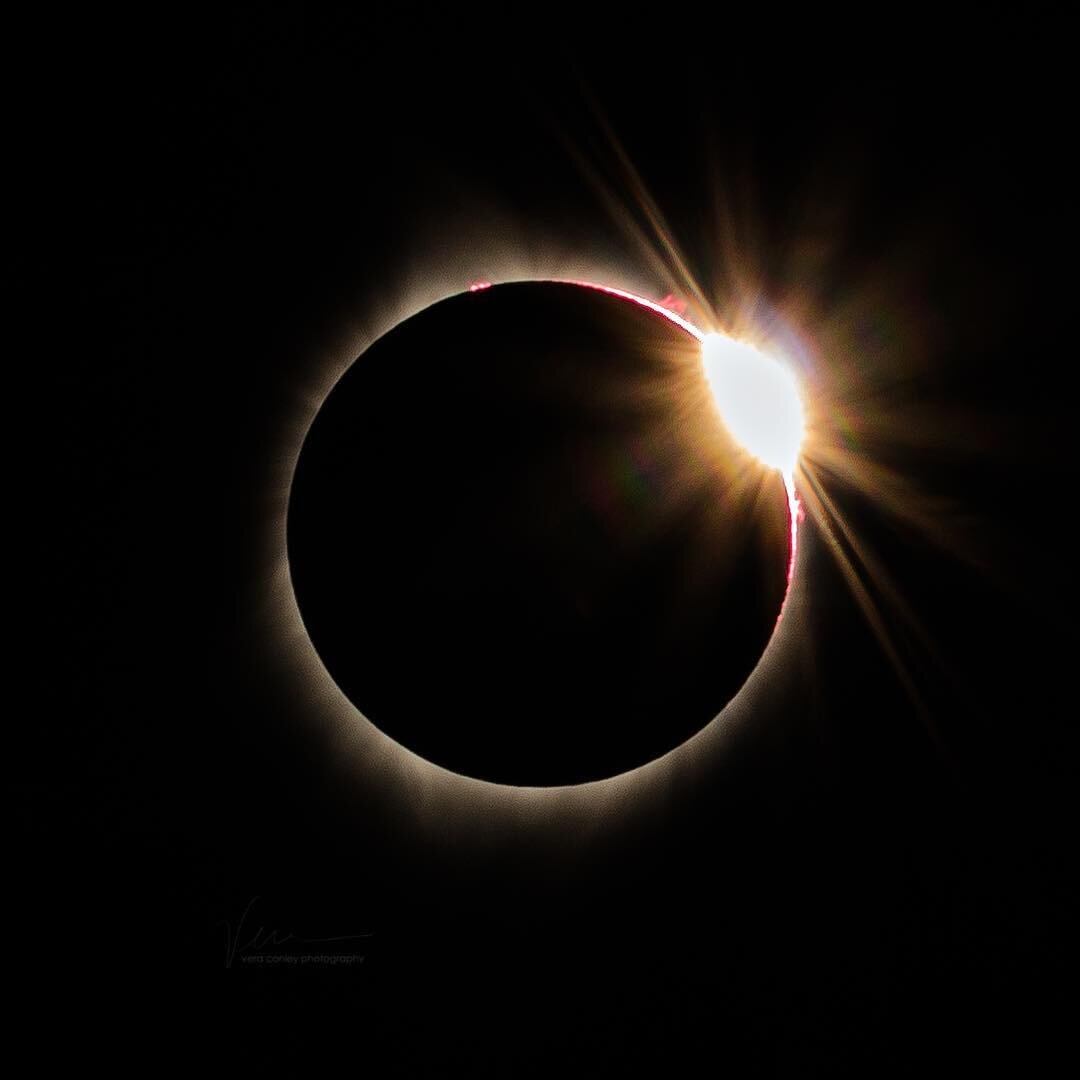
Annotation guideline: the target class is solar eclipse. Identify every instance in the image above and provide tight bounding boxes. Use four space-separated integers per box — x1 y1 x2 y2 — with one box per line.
286 279 803 786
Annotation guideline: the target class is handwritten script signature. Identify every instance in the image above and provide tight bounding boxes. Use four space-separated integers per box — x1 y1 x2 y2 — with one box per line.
220 896 374 968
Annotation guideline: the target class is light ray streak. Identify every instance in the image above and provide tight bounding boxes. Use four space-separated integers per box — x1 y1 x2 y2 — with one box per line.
801 459 936 659
580 89 717 323
797 461 943 748
547 76 717 330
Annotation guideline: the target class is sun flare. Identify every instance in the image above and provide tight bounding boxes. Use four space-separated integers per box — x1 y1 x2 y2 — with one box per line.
701 332 806 476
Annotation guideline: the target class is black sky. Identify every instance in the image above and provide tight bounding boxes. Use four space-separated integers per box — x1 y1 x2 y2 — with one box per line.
31 12 1075 1074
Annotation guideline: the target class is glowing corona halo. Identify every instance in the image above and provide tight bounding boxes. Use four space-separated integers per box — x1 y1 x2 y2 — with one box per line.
281 278 806 792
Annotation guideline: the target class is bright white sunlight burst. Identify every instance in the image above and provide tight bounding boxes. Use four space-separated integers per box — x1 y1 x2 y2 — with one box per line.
701 332 806 476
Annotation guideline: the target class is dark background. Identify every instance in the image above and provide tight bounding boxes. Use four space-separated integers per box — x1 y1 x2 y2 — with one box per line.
33 11 1074 1074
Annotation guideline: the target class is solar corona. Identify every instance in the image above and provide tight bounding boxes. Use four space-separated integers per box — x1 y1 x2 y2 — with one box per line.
285 278 808 788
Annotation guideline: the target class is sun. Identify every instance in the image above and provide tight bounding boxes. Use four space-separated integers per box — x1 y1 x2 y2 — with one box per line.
701 332 807 476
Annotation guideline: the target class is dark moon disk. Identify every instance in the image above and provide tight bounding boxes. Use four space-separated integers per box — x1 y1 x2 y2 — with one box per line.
288 281 790 785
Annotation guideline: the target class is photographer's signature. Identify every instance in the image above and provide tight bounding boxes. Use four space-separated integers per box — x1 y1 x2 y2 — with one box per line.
220 896 373 968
